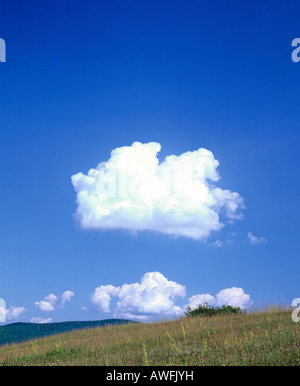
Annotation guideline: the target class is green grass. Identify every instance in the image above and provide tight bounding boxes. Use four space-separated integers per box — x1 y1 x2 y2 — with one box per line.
184 303 244 318
0 308 299 366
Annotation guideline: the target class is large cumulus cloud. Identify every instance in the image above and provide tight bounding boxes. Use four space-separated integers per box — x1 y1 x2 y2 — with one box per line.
90 272 186 320
90 272 252 320
71 142 244 240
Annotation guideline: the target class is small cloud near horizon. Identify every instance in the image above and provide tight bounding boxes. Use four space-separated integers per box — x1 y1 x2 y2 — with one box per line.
30 317 52 324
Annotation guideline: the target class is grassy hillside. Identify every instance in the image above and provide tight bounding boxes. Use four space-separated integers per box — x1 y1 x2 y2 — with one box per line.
0 309 299 366
0 319 136 347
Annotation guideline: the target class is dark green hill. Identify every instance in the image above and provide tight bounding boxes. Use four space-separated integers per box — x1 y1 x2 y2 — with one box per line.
0 319 137 346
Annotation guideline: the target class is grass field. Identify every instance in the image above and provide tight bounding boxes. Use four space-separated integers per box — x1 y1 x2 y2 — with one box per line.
0 308 299 366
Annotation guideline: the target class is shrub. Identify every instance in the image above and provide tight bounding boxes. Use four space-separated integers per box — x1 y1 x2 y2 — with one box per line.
184 303 243 318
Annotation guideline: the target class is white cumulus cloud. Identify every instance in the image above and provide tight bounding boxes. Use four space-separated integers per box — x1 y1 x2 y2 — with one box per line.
90 285 120 313
187 287 252 310
90 272 186 319
44 293 57 305
60 291 75 305
6 306 28 321
187 294 216 309
248 232 267 245
71 142 244 240
35 291 75 312
34 300 55 312
90 273 253 320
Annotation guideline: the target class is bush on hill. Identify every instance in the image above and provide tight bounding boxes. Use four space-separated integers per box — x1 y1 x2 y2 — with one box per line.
184 303 243 318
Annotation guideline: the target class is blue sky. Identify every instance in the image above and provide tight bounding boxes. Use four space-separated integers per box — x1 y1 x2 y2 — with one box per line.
0 0 299 323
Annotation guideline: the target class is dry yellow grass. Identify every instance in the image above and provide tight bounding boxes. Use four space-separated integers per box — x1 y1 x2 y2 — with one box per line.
0 309 299 366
